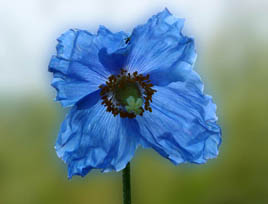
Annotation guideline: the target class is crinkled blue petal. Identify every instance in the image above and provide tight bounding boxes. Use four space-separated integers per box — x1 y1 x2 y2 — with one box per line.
98 47 128 74
125 8 201 90
55 92 140 178
136 81 221 164
49 26 128 107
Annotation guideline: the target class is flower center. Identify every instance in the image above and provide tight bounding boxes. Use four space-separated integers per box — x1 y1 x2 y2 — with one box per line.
99 69 156 118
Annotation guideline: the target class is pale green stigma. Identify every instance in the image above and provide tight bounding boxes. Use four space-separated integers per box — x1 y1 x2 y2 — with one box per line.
125 96 143 115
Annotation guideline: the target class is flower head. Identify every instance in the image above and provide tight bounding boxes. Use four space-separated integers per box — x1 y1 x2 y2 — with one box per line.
49 8 221 178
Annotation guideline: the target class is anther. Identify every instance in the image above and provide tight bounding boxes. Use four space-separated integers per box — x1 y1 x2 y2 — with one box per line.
99 69 156 118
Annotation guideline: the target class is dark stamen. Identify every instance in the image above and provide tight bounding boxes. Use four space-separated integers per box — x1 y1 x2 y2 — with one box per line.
99 69 156 118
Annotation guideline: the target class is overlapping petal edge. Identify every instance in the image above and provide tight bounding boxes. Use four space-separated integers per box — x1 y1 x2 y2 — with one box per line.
49 8 221 178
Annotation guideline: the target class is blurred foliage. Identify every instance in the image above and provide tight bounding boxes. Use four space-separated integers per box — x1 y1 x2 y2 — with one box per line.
1 14 268 204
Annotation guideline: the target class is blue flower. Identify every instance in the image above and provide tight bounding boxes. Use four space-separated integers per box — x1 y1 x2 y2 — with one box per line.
49 8 221 178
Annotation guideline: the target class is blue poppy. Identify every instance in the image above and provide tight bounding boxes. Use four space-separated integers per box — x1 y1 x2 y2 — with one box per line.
49 8 221 178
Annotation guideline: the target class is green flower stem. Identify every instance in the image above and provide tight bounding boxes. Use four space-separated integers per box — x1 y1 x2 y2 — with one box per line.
122 162 131 204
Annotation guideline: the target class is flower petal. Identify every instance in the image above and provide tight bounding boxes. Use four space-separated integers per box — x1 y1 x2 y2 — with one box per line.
49 26 128 107
136 82 221 165
55 97 140 178
125 8 199 89
98 47 128 75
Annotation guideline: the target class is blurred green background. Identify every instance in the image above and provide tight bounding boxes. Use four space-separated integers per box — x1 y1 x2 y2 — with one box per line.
1 1 268 204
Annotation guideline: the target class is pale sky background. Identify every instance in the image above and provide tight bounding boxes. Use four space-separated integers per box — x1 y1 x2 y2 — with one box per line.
0 0 267 96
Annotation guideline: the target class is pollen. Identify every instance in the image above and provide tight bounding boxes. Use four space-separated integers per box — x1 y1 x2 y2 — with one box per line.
99 69 156 118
